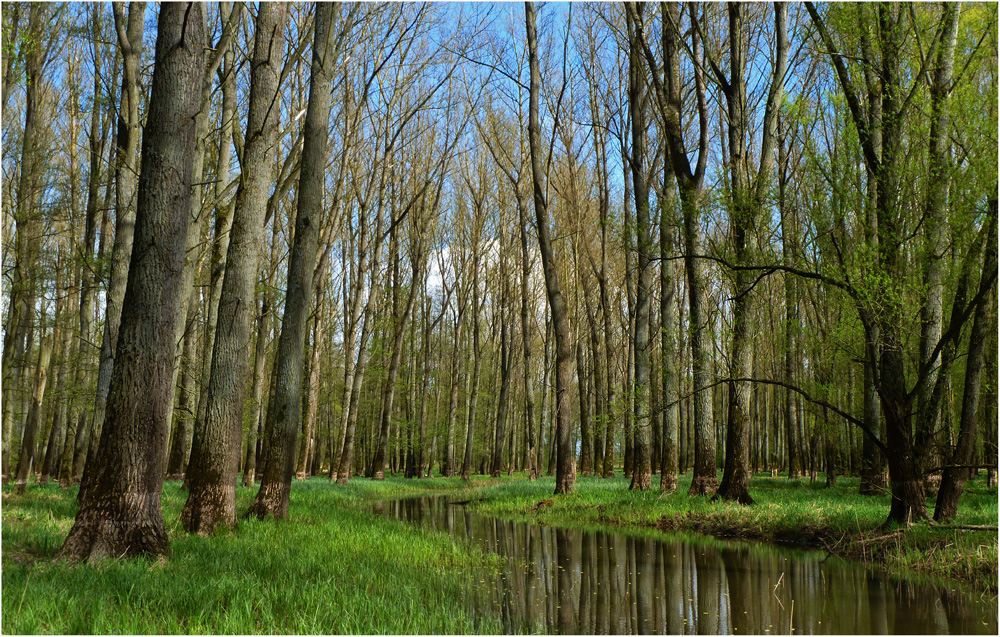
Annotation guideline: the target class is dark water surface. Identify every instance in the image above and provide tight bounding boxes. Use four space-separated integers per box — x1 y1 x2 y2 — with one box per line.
374 496 997 635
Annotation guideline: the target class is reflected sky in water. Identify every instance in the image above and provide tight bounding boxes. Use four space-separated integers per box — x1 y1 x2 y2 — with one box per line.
374 496 998 635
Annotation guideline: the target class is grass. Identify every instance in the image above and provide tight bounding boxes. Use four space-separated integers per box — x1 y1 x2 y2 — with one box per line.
2 478 501 634
466 471 999 591
3 470 996 633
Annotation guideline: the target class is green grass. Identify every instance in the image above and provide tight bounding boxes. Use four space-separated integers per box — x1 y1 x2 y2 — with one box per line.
3 470 996 633
467 471 999 591
2 478 502 634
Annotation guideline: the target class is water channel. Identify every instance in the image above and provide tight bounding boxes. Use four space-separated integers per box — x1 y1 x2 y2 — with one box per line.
374 496 997 635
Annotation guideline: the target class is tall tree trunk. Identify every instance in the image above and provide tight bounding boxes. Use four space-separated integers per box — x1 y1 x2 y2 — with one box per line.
59 3 205 560
3 4 49 480
525 1 574 495
519 198 539 480
659 167 679 493
632 2 714 495
461 274 482 480
74 2 146 492
935 203 996 521
183 3 286 534
249 3 336 519
167 290 199 478
187 0 240 489
626 4 652 491
491 278 513 477
716 3 786 504
576 341 592 476
916 4 960 470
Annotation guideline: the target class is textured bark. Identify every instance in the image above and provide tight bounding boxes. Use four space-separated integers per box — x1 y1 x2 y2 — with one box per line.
627 4 652 491
193 1 240 478
526 1 574 495
296 301 324 480
716 3 786 505
3 4 50 480
183 3 286 534
179 3 244 492
631 2 714 495
250 3 335 517
74 2 146 492
14 337 51 493
58 3 205 560
935 203 996 521
916 4 960 466
166 291 199 478
658 169 679 494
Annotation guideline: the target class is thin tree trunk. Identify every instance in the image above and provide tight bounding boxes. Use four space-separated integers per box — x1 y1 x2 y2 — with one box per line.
14 336 52 493
526 1 574 495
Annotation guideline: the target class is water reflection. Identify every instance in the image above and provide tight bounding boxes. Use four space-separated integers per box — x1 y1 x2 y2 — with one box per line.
375 497 998 635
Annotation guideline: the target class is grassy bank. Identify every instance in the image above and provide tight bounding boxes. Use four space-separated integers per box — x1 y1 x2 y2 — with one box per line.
466 472 999 591
2 478 499 634
3 471 996 633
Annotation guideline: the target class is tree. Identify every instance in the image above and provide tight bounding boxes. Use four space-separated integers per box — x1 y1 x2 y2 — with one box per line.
714 3 788 505
182 2 288 534
525 1 574 495
249 2 337 519
58 1 206 560
631 2 715 495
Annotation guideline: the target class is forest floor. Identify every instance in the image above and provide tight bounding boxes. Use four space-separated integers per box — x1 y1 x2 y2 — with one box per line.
1 478 500 634
2 471 996 633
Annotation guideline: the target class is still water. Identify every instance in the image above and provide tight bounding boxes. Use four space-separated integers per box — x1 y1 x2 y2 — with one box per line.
374 496 998 635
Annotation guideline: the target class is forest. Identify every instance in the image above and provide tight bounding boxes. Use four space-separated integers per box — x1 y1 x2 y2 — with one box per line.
1 1 998 631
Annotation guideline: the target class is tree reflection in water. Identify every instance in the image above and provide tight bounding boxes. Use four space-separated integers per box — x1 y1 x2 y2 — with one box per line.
376 496 997 635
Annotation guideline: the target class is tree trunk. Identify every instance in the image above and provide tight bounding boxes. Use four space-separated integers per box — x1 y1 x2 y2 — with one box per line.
249 3 335 519
166 290 199 478
183 3 286 534
14 337 52 493
935 203 996 521
525 1 574 495
659 169 679 493
916 4 960 469
74 2 146 492
297 298 325 480
4 4 49 480
627 5 652 491
58 3 205 560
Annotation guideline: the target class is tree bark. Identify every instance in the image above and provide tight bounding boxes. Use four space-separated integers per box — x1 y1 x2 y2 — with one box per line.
249 3 335 518
58 2 205 560
916 4 960 469
14 336 52 493
525 1 574 495
935 203 996 521
183 2 286 534
74 2 146 492
626 3 652 491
